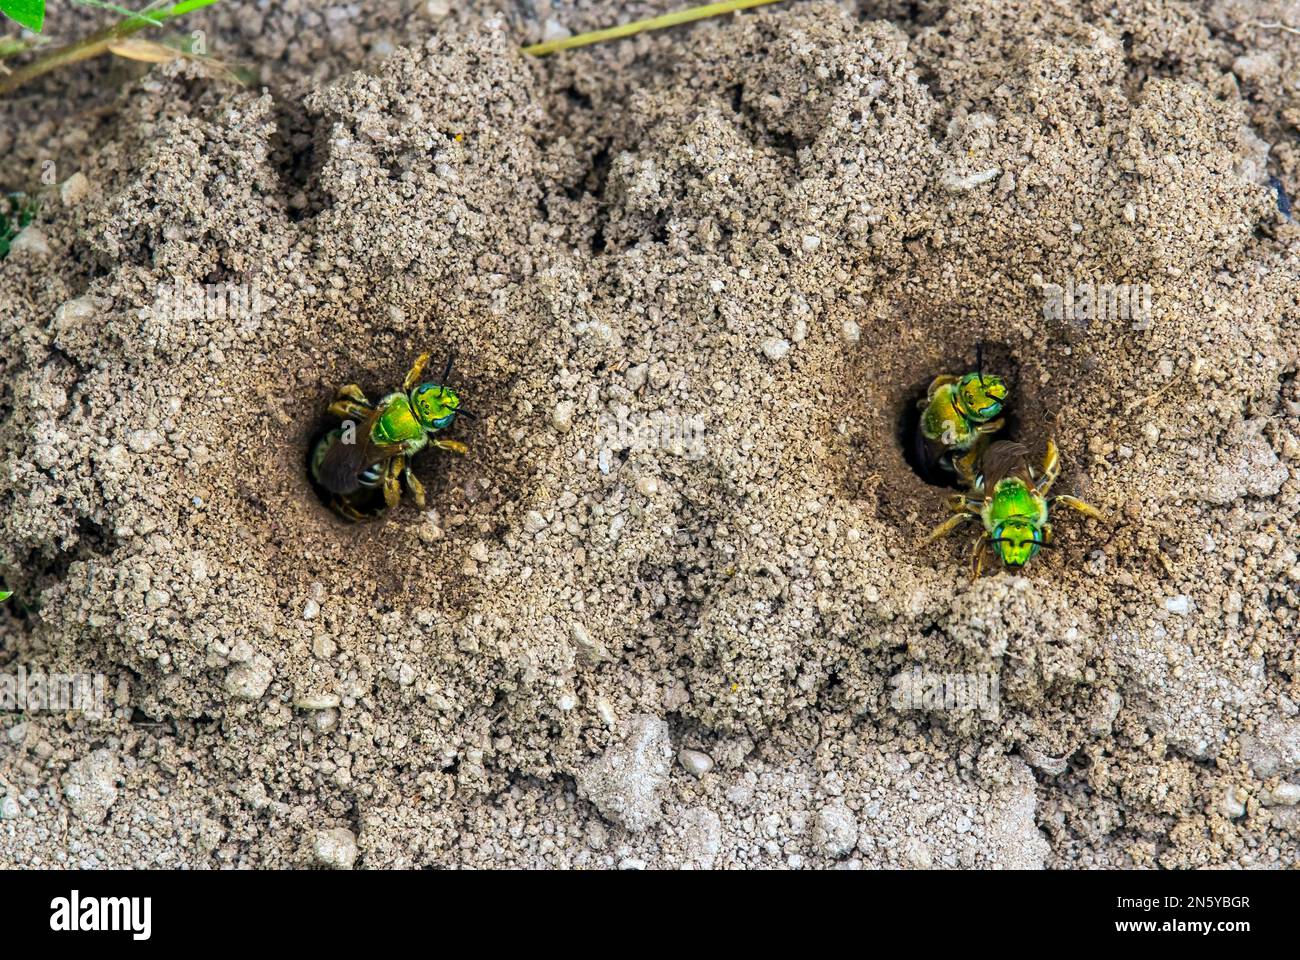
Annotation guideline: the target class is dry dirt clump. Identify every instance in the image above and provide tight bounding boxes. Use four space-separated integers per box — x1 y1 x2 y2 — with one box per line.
1 0 1298 868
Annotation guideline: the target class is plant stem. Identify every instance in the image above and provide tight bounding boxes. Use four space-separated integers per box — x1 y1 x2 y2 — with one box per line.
0 0 219 95
522 0 786 56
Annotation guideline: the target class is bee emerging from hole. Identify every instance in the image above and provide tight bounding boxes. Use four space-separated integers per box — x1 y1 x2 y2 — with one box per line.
926 439 1106 578
310 352 472 521
914 345 1008 487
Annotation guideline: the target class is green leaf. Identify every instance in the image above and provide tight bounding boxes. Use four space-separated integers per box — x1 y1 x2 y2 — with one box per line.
0 591 12 602
0 0 45 33
1 192 36 260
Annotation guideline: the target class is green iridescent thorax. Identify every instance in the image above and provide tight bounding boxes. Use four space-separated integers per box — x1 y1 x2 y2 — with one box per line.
954 373 1006 423
922 382 978 449
410 382 461 431
982 477 1048 567
371 393 429 455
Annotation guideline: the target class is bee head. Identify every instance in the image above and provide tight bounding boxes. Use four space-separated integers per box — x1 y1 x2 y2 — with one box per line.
411 382 462 431
989 521 1043 567
956 372 1006 423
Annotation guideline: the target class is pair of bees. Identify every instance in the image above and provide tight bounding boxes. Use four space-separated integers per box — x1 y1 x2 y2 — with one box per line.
915 364 1105 577
311 352 470 521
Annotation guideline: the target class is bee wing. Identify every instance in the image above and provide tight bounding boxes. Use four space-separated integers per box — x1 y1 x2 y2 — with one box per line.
979 440 1032 490
913 429 953 485
316 409 405 495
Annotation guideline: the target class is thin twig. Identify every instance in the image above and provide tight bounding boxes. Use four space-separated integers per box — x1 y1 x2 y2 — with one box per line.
0 0 219 95
1242 20 1300 36
522 0 786 56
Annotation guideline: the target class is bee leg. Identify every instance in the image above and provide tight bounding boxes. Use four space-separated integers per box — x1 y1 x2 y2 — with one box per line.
431 438 468 456
951 448 983 488
328 399 372 420
1038 438 1061 494
926 510 977 544
946 494 981 513
404 467 427 509
922 374 959 405
329 495 369 523
970 534 990 580
383 456 406 509
335 384 370 404
402 352 432 392
1053 494 1107 522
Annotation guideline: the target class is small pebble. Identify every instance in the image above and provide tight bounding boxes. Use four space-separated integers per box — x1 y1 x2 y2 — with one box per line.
678 749 714 778
813 801 858 858
595 697 616 727
1266 783 1300 806
60 172 90 206
1221 786 1247 819
625 363 648 391
903 838 933 868
542 19 571 41
551 400 574 433
762 338 790 361
9 226 51 257
225 658 273 701
295 693 340 710
311 828 358 869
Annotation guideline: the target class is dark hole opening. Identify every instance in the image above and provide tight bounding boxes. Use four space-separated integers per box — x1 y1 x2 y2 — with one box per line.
897 345 1022 489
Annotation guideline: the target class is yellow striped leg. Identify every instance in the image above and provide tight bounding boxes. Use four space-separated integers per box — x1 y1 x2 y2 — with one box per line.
403 352 431 392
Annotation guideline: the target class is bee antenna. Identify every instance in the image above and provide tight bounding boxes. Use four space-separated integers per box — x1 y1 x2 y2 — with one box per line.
976 342 987 386
438 353 455 396
456 408 477 420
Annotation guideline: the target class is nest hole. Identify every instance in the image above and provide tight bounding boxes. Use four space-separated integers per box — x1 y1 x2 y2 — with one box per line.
897 343 1025 489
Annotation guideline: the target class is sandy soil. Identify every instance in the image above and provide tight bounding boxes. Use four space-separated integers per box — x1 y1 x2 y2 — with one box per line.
1 0 1298 868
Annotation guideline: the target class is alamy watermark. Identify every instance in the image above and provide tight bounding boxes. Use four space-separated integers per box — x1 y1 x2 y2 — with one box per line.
597 408 707 467
1043 278 1152 330
50 891 151 941
889 667 999 718
153 278 268 322
0 668 108 719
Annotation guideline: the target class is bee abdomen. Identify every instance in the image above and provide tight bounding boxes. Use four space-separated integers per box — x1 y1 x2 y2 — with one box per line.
310 429 385 493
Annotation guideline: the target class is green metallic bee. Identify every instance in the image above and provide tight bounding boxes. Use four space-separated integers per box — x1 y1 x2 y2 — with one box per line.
311 352 470 521
926 439 1106 577
914 349 1008 486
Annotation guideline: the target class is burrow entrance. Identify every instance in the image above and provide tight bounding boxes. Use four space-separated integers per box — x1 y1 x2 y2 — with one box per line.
821 298 1064 538
896 342 1026 490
